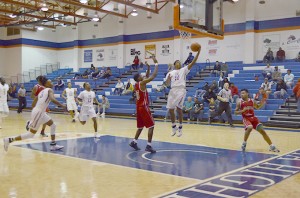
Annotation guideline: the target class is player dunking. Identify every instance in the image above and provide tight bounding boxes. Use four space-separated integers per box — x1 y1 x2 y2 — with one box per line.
3 78 66 151
62 82 78 122
235 89 280 152
28 76 48 137
166 46 201 137
0 77 9 129
77 82 100 139
129 56 158 153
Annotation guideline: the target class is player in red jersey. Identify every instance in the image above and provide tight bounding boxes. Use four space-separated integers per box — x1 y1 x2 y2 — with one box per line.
27 76 48 137
129 56 158 153
235 89 280 152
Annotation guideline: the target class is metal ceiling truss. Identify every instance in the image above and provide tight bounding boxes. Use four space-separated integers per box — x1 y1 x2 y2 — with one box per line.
0 0 174 30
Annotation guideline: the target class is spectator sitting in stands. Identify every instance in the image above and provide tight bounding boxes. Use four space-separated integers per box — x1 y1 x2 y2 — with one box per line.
114 79 124 95
183 96 194 121
101 67 112 79
97 95 110 117
274 79 287 99
221 61 229 77
191 97 204 122
89 68 100 79
203 88 217 104
132 55 139 70
284 69 294 89
139 62 145 70
295 51 300 62
293 79 300 112
272 66 282 82
90 63 95 71
263 48 274 63
122 79 134 95
261 78 272 96
229 83 239 103
211 61 221 76
219 77 230 90
184 52 194 65
194 82 209 99
210 80 219 93
254 87 268 109
54 78 65 90
276 47 285 62
262 63 273 80
82 69 91 79
8 83 17 99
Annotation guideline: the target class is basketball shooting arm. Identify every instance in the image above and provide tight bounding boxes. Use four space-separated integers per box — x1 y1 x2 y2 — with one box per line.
145 61 150 78
140 57 159 88
187 47 201 70
48 89 66 108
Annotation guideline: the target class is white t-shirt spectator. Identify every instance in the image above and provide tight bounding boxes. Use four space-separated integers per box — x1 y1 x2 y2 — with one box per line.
115 82 124 89
284 73 294 83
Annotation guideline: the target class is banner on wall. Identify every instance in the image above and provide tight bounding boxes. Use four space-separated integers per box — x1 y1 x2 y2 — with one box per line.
207 39 219 57
282 34 300 51
160 44 171 56
84 50 93 62
108 49 118 61
145 44 156 59
96 49 105 61
262 34 280 53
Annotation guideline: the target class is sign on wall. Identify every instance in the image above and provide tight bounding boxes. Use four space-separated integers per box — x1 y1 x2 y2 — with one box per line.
262 34 280 53
282 34 300 51
96 49 105 61
84 50 93 62
130 48 141 56
145 44 156 59
207 39 219 57
108 49 118 61
160 44 171 56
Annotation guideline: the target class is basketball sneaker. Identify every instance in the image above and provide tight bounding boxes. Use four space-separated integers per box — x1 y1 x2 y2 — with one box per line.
129 141 140 151
171 125 178 136
145 145 156 153
25 120 30 131
177 126 183 137
269 145 280 153
50 143 64 151
3 138 10 152
40 133 48 137
241 142 247 151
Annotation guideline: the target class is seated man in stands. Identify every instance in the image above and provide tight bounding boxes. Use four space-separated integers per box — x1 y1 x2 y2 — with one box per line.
260 78 272 97
81 69 91 79
274 79 287 99
263 48 274 63
54 77 65 90
90 64 96 71
276 47 285 62
221 61 229 77
211 61 221 76
262 63 273 80
194 82 209 99
101 67 112 79
191 97 204 122
184 52 194 65
89 68 100 79
122 79 134 95
229 83 239 103
182 96 194 121
254 87 268 109
295 51 300 62
210 80 219 93
284 69 294 89
114 79 124 95
97 95 110 117
203 88 217 104
272 66 282 82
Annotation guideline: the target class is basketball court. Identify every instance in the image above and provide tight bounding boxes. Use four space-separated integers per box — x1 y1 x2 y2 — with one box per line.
1 0 300 197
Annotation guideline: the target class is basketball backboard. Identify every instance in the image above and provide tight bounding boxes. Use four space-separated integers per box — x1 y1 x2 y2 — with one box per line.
174 0 224 40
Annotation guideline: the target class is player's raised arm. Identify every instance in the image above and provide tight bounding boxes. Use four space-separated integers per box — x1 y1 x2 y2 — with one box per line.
145 61 150 78
188 45 201 70
141 56 158 85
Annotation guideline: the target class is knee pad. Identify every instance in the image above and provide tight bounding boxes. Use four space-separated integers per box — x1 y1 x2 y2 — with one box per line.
50 123 56 135
21 132 35 140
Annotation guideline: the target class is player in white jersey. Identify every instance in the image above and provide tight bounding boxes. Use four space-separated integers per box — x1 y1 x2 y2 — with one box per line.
3 78 66 152
62 82 78 122
166 46 201 137
77 82 101 139
0 77 9 129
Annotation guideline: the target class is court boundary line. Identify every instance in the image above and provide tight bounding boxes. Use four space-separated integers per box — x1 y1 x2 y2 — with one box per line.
155 149 300 198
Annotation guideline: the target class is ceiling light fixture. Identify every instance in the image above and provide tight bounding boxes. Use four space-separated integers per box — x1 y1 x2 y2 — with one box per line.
180 4 184 8
9 14 17 18
37 26 44 31
41 3 49 12
131 9 138 17
232 0 239 2
80 0 88 4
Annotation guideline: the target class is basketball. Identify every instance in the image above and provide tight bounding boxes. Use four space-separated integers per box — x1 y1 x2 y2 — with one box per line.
190 43 201 52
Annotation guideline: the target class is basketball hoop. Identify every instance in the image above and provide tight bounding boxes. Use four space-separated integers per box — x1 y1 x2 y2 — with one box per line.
179 30 192 40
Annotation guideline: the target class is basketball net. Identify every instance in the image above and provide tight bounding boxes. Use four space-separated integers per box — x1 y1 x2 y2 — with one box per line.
179 30 192 43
